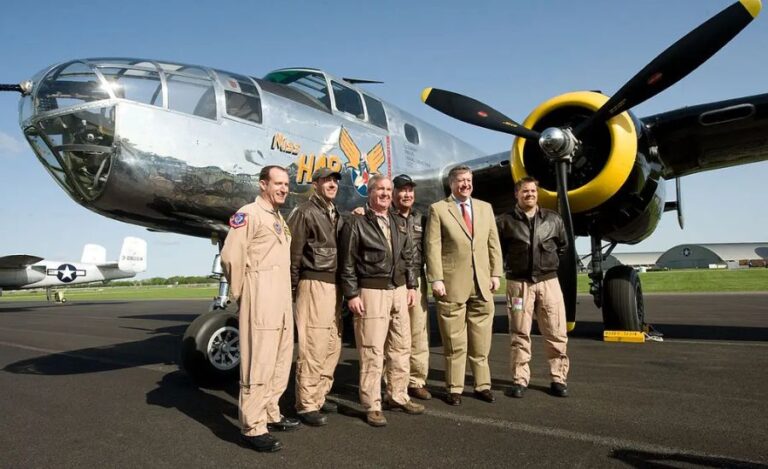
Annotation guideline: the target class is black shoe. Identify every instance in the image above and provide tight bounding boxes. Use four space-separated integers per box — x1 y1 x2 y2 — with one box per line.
298 410 328 427
550 382 568 398
504 384 526 398
267 416 301 432
473 389 495 403
445 393 462 406
241 433 282 452
320 400 338 413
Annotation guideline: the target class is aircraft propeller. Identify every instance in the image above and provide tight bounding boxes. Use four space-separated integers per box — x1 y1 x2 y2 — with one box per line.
421 0 761 326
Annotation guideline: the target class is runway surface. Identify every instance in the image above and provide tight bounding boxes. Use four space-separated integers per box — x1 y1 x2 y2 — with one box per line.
1 294 767 468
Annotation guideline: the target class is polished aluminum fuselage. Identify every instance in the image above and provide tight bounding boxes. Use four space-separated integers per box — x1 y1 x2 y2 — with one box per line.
19 59 484 238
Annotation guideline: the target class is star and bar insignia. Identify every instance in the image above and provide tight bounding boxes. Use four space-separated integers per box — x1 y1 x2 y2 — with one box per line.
229 212 247 229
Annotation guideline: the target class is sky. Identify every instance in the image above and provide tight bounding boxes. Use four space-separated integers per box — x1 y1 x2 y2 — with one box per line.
0 0 766 278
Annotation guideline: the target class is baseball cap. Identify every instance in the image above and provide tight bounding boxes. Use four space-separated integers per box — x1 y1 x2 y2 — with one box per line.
312 167 342 181
393 174 417 188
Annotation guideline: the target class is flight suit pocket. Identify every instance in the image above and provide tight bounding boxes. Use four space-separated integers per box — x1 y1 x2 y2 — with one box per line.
356 317 387 347
250 271 286 330
246 329 281 385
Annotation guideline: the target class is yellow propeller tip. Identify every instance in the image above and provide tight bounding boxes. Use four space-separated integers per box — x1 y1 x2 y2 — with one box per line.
567 322 576 333
740 0 761 18
421 87 433 103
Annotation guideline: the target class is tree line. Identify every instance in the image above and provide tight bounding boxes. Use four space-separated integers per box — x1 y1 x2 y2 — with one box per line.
68 276 216 288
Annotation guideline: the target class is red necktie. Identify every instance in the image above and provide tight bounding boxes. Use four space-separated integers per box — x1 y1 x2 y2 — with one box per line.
461 203 473 237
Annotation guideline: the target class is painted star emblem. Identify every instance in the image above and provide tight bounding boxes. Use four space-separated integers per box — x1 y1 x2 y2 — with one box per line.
59 265 75 281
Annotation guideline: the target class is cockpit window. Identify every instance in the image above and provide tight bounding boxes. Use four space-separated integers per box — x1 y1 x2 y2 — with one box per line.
218 71 262 124
225 91 262 124
331 81 364 119
363 94 388 130
35 61 109 113
264 70 331 111
166 72 217 120
98 67 163 106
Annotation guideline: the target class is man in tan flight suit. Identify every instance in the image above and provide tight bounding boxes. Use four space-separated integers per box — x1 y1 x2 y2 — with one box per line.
288 167 343 427
425 165 503 406
339 174 425 427
392 174 432 400
221 165 298 453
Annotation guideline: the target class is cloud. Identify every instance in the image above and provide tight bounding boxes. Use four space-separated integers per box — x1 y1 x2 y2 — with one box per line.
0 131 25 157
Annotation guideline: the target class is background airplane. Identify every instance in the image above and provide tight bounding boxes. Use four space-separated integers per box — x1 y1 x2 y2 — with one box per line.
0 1 765 382
0 237 147 302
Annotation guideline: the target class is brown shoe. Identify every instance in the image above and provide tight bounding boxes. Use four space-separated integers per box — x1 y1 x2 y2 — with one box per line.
408 386 432 400
445 392 462 406
473 389 496 403
366 411 387 427
385 399 425 415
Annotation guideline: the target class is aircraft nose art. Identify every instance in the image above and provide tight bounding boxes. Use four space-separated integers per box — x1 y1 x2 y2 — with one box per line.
19 60 116 202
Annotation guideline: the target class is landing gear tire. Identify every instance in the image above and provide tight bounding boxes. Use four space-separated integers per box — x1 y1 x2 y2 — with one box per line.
602 265 644 331
180 311 240 384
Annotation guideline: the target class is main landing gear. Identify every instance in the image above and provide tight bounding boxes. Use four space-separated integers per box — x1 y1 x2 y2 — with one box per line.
180 252 240 384
46 287 67 304
588 235 645 331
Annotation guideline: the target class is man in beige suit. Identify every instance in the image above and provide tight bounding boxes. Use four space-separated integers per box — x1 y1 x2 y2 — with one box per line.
221 165 298 453
425 165 503 405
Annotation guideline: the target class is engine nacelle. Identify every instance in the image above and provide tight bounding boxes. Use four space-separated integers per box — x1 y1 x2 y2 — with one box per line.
511 91 666 244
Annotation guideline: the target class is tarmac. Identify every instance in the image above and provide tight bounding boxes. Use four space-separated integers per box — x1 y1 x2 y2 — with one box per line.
1 293 766 468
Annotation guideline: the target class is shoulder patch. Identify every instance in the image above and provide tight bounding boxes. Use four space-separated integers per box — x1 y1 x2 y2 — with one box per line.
229 212 247 229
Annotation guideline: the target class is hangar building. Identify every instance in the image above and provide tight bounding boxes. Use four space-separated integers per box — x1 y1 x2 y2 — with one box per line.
581 242 767 270
656 243 768 269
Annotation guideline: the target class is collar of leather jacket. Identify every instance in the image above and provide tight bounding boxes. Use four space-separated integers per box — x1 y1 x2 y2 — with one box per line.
310 193 335 213
513 204 539 220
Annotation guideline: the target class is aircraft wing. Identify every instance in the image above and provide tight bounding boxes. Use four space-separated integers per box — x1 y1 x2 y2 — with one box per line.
642 93 768 179
0 255 44 269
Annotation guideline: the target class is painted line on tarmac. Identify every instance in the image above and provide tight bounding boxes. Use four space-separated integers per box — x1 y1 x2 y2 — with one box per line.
658 339 768 347
332 395 765 465
0 339 176 373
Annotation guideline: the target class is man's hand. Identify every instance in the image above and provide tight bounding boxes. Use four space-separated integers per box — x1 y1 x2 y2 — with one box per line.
348 296 365 316
432 280 446 298
351 206 365 216
407 288 416 307
490 276 500 293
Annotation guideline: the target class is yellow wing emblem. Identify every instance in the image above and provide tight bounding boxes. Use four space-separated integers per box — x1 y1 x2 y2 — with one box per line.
339 128 361 169
339 127 386 175
366 142 385 174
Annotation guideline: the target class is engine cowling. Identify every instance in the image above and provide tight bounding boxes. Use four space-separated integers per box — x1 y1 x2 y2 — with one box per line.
510 91 666 244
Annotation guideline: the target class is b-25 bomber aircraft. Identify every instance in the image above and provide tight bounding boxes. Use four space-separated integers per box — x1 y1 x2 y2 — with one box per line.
0 237 147 302
0 0 765 382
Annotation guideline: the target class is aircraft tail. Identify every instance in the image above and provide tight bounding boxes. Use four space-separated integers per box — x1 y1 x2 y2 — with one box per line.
117 237 147 273
81 244 107 264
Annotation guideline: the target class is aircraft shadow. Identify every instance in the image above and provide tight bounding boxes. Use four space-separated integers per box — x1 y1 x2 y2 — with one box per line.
3 323 185 375
119 313 200 323
610 448 766 468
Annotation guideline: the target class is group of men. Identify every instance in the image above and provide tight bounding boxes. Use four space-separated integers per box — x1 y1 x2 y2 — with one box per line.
220 163 570 453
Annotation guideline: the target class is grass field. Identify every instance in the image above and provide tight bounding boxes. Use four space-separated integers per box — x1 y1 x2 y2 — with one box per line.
1 269 766 302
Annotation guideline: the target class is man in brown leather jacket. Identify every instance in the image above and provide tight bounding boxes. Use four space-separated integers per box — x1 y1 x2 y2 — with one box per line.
287 167 343 427
339 174 424 427
496 176 570 399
